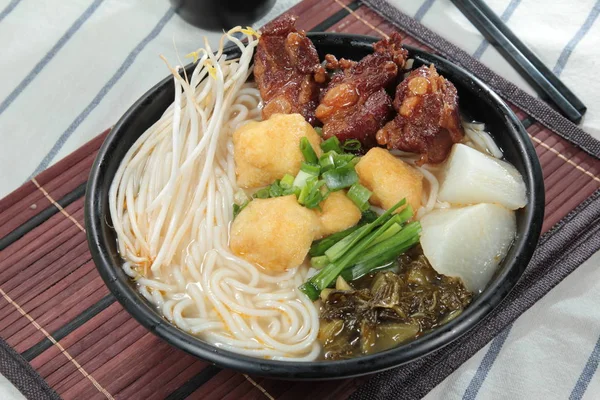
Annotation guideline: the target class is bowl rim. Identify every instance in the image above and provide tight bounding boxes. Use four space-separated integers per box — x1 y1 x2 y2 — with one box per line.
85 32 545 380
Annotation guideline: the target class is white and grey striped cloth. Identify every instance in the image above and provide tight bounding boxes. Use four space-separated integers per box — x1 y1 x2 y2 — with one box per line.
0 0 599 399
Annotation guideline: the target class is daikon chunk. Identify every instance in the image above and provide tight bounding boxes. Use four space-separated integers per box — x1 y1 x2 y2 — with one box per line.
419 203 516 293
438 144 526 210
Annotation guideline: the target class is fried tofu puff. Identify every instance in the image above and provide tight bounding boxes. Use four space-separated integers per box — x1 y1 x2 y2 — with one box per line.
233 113 322 189
230 195 320 272
355 147 423 213
314 191 361 239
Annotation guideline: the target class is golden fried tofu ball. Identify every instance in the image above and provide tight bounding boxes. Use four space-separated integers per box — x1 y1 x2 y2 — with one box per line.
314 191 361 239
355 147 423 212
230 195 320 272
233 113 322 189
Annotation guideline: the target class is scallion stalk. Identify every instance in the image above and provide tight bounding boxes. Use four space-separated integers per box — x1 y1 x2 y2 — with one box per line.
359 222 421 262
311 255 330 269
308 224 363 257
299 281 320 300
360 209 379 223
325 199 406 263
299 198 417 301
368 206 413 247
341 260 398 282
341 226 421 281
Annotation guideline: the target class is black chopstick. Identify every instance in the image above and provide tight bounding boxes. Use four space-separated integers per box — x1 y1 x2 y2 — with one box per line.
451 0 587 124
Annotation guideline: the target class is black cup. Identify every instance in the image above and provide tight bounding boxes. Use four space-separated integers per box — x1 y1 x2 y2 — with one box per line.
170 0 276 31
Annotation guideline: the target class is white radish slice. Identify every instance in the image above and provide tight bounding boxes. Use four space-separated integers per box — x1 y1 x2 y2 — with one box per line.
438 144 527 210
419 203 516 293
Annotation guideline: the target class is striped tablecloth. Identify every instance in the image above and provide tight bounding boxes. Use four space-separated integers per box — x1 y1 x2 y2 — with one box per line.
1 0 600 399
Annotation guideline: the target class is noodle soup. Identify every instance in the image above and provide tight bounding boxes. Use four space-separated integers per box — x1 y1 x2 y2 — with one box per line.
108 18 527 361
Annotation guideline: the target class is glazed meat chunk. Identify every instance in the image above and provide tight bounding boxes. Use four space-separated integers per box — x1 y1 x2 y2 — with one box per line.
254 14 325 125
315 33 408 147
377 65 463 165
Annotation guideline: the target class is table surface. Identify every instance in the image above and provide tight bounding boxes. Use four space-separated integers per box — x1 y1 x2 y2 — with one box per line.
1 0 599 399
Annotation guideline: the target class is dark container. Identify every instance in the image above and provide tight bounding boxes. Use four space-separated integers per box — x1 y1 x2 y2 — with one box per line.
85 33 545 380
170 0 276 30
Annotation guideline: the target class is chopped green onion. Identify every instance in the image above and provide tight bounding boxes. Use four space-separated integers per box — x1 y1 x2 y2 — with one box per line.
293 170 313 189
268 180 284 197
314 126 323 137
321 136 342 153
342 139 362 151
347 183 372 211
300 162 321 176
313 185 330 208
304 190 326 209
280 174 295 189
300 137 319 164
319 152 336 172
253 187 270 199
322 165 359 191
332 153 356 168
297 176 317 203
253 178 299 200
298 179 327 209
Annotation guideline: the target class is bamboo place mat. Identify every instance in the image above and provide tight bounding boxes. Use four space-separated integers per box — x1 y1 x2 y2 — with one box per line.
1 1 600 399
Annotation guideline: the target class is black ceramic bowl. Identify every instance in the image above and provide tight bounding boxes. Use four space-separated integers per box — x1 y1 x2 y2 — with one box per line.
85 33 544 380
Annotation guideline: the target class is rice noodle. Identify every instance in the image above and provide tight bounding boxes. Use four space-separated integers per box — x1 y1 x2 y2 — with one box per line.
463 121 503 159
109 28 320 360
392 153 441 220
